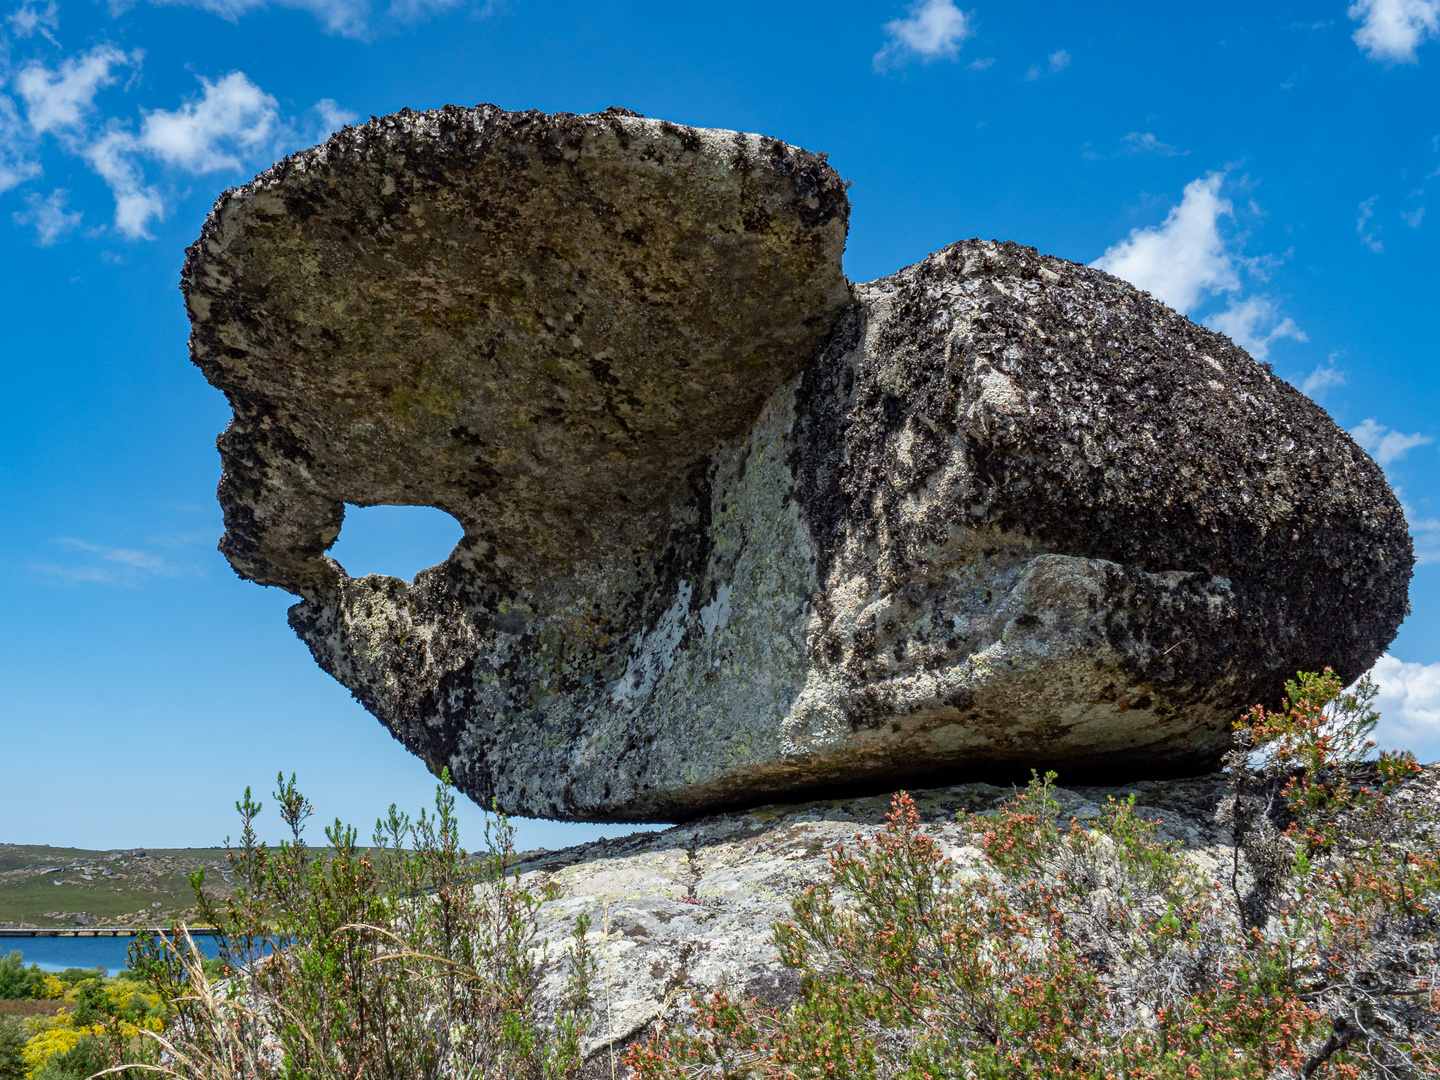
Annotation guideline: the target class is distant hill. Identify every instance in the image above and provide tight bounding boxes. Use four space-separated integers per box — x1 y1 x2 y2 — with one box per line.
0 844 237 927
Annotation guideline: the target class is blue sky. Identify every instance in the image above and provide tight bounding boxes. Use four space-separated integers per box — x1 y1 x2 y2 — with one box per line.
1 0 1437 850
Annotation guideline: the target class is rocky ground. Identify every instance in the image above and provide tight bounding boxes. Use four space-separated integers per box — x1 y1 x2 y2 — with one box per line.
518 771 1248 1065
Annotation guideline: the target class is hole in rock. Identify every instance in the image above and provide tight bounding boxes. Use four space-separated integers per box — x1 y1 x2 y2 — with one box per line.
328 504 464 581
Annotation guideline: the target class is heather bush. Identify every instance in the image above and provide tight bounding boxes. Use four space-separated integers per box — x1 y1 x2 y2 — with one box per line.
20 669 1429 1080
120 770 596 1080
626 670 1439 1080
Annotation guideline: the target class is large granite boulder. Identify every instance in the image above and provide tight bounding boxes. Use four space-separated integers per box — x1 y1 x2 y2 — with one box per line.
184 105 1413 822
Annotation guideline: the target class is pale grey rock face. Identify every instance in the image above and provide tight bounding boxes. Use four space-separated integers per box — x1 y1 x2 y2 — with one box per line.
185 106 1412 823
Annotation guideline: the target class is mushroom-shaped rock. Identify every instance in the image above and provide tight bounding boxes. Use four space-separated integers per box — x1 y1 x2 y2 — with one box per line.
186 107 1412 822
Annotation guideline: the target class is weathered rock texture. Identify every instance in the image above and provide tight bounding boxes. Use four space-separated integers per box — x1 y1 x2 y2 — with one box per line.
519 766 1438 1067
185 105 1413 822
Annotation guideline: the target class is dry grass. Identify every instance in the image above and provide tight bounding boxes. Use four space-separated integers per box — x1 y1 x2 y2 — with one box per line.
0 997 65 1018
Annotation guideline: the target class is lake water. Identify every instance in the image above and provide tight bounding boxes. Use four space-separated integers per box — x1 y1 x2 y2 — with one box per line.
1 935 224 974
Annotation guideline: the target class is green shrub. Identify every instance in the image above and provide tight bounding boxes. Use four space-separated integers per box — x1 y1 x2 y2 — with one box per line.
126 770 595 1080
50 969 107 988
28 1034 111 1080
71 668 1437 1080
0 1015 27 1080
0 951 43 1000
626 669 1439 1080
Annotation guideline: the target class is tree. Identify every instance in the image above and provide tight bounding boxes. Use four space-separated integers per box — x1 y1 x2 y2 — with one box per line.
0 951 42 1000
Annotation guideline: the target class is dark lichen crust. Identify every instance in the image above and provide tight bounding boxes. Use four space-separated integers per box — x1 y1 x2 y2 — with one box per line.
184 104 852 596
185 107 1411 822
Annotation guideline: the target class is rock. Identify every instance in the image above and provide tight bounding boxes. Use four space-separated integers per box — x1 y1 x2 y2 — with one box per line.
528 765 1440 1068
520 774 1237 1061
185 104 851 596
185 106 1413 823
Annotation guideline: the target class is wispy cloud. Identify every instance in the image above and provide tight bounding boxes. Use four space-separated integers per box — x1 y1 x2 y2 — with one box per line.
1357 196 1384 252
311 98 357 139
7 0 59 40
1092 173 1304 361
0 96 43 195
149 0 490 38
1348 0 1439 62
1024 51 1068 80
1410 514 1440 565
1298 355 1346 400
139 72 278 173
1351 418 1434 465
14 45 141 135
874 0 973 71
1 41 349 241
1402 206 1425 227
1121 131 1182 157
33 537 198 586
150 0 369 37
82 125 167 238
12 187 81 244
1205 294 1307 360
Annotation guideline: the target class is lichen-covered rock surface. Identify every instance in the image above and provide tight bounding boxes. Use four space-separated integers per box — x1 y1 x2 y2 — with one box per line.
186 105 1412 822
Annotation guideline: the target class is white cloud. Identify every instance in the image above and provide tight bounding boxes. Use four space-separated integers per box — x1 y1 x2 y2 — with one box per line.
1025 63 1041 80
1357 196 1384 252
35 537 192 585
1298 357 1346 399
311 97 357 139
139 72 278 173
0 95 43 194
1368 655 1440 763
8 0 59 39
874 0 973 70
12 187 80 244
148 0 491 36
1048 48 1071 72
1402 206 1426 227
58 538 172 570
388 0 463 23
6 50 287 240
1349 0 1439 62
1094 173 1305 362
1204 295 1307 361
1351 418 1434 465
1092 173 1240 313
1122 131 1181 157
967 55 996 71
13 45 140 135
82 126 165 238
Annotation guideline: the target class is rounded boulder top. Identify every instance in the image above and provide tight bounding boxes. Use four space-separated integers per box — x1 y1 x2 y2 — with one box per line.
183 104 852 596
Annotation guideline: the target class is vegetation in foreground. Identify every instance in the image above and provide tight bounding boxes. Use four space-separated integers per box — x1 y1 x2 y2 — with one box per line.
4 669 1437 1079
0 955 166 1080
628 669 1438 1079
